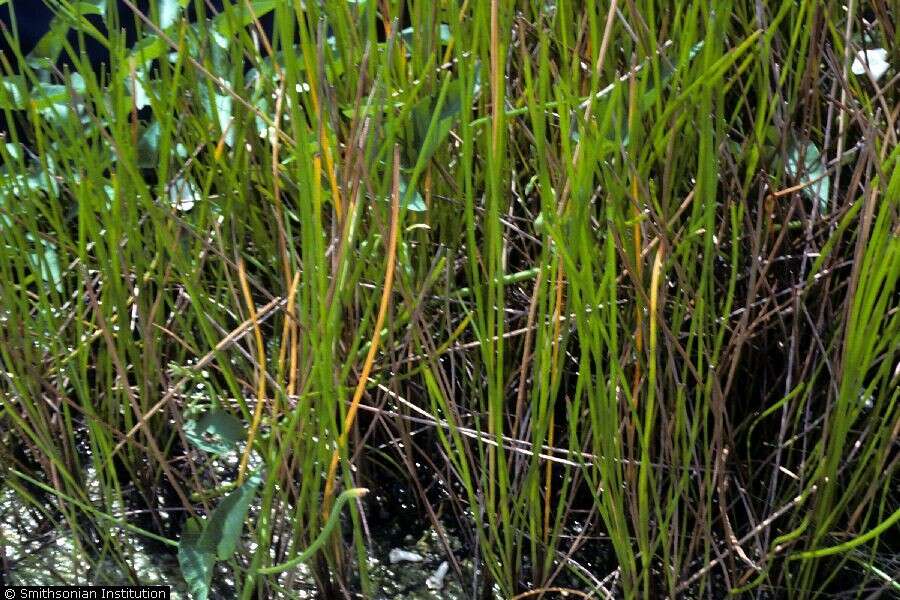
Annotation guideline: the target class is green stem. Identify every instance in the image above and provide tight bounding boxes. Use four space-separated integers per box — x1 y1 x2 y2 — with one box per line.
789 507 900 560
255 488 367 575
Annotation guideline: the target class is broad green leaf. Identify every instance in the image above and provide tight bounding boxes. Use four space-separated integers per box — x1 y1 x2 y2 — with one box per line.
399 178 426 212
439 24 452 43
137 122 162 168
25 18 69 69
2 143 23 162
411 78 465 167
415 104 453 162
34 84 68 104
128 36 168 66
178 518 214 600
71 1 106 16
253 96 270 138
184 409 246 454
39 242 62 291
214 94 234 147
127 68 153 111
167 177 199 211
45 0 106 19
2 154 60 198
159 0 190 29
211 30 229 50
20 1 104 69
119 49 156 110
102 185 115 210
177 473 261 599
533 211 545 234
213 1 280 37
400 24 452 45
26 234 63 292
209 30 231 75
787 142 830 214
205 472 262 560
640 41 704 112
0 76 26 109
32 75 86 121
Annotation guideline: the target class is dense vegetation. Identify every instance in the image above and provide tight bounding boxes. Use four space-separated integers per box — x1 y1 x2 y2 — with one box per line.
1 0 897 598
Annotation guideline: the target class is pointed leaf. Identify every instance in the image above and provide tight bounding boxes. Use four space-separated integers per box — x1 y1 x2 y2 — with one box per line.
201 472 262 560
71 1 105 16
25 18 69 69
178 473 261 598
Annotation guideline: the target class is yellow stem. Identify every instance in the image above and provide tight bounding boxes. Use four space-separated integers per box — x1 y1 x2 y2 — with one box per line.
237 259 267 484
322 146 401 514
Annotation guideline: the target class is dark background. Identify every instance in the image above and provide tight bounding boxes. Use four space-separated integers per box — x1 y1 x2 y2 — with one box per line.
0 1 140 66
0 1 260 69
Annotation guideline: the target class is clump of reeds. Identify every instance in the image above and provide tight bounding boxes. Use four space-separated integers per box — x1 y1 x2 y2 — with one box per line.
0 1 896 598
